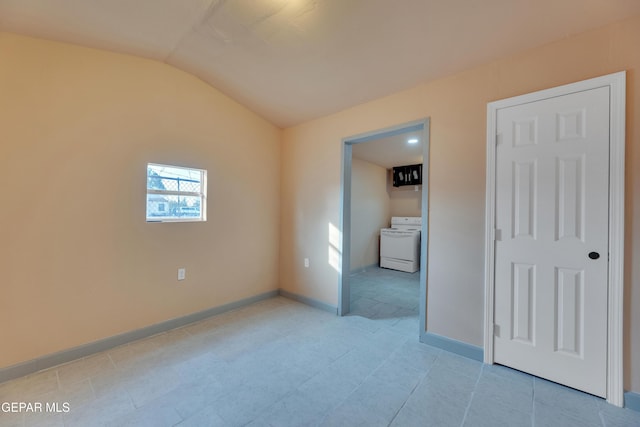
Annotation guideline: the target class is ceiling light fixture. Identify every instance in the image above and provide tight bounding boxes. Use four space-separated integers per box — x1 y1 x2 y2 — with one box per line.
407 138 419 144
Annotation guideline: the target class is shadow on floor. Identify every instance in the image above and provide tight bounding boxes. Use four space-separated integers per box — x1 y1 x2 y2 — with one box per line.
349 266 420 330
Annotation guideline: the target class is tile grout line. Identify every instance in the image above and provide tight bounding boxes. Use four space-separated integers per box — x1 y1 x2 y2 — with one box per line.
289 347 362 427
316 340 402 427
459 362 484 426
531 377 536 427
386 350 438 426
55 368 62 393
14 294 634 426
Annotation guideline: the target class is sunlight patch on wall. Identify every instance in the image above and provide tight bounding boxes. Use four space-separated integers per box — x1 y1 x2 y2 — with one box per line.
328 222 341 272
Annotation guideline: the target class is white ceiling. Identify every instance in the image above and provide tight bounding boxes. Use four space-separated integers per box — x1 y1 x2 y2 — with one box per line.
1 0 639 127
352 130 422 170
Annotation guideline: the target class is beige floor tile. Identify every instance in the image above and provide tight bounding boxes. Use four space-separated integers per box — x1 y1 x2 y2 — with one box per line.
62 392 134 427
38 378 95 410
0 411 25 427
1 295 637 427
56 354 115 388
107 338 161 369
0 370 59 402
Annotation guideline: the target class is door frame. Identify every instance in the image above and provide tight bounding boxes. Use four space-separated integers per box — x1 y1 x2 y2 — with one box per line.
483 72 626 406
339 118 430 339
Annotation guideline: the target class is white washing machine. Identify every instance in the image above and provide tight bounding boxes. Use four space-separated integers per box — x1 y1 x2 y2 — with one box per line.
380 217 421 273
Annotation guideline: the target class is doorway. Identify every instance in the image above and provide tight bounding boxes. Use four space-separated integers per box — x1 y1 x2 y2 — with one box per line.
484 72 625 406
339 118 430 339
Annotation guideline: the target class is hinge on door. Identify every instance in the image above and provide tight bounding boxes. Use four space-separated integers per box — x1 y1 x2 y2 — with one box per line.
495 133 502 146
495 229 502 241
494 324 501 337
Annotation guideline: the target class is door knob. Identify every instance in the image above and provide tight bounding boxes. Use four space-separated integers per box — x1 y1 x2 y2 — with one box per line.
588 252 600 260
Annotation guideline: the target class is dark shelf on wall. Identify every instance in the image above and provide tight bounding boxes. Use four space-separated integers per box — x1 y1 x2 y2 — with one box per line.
392 164 422 187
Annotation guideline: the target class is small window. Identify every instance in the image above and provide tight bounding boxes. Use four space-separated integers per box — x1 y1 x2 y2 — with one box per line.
146 163 207 222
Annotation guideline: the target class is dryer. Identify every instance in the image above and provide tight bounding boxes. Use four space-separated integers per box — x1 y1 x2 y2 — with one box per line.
380 217 421 273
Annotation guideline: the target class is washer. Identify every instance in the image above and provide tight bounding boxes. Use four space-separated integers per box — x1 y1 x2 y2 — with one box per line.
380 216 421 273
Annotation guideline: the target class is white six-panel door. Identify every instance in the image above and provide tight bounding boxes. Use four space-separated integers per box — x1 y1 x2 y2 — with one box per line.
493 86 610 397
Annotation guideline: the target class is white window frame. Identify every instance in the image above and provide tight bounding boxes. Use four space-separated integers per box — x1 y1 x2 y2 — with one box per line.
146 163 207 223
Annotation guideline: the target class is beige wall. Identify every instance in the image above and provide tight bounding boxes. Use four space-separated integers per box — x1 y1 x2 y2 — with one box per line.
279 15 640 393
350 158 389 271
0 33 281 369
3 13 640 396
388 171 422 217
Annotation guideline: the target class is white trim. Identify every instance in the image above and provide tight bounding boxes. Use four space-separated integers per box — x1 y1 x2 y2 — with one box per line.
146 162 207 223
483 103 498 364
607 72 626 407
339 118 430 341
419 118 431 337
483 71 626 407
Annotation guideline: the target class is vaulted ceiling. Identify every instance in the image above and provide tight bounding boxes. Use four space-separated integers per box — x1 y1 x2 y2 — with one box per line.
1 0 639 127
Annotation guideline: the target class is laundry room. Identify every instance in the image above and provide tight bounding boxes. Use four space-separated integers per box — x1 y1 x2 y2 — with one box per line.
348 128 424 328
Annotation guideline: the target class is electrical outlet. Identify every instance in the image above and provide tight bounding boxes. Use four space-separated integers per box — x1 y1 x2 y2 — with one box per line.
178 268 186 281
304 258 310 268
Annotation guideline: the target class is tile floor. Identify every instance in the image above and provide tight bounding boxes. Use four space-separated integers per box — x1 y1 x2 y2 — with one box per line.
349 266 420 333
1 296 639 427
